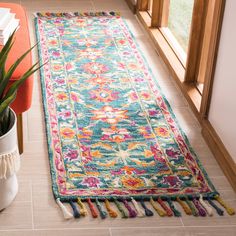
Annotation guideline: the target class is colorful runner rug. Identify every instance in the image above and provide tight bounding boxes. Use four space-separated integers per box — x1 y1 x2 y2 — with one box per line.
35 12 234 219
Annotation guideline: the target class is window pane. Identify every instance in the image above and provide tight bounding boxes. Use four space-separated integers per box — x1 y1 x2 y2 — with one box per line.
168 0 194 53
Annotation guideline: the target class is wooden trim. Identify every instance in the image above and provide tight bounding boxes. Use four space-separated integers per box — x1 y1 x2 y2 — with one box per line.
160 27 187 66
202 119 236 192
137 12 185 81
137 0 149 11
182 82 201 111
151 0 170 27
137 11 202 121
17 113 23 154
185 0 208 83
124 0 137 13
199 0 226 118
151 0 159 27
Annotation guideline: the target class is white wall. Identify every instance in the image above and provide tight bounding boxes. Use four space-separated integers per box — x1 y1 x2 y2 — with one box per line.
208 0 236 162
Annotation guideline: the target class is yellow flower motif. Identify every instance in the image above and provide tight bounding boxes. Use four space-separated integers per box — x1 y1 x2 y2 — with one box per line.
78 128 93 140
69 173 85 178
121 176 144 189
52 64 63 71
91 150 102 158
154 127 170 138
138 126 155 139
144 149 153 158
66 182 75 189
60 127 75 139
86 171 100 176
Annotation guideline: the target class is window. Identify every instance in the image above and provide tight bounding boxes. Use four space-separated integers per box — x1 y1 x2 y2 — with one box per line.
137 0 225 119
168 0 194 53
166 0 194 64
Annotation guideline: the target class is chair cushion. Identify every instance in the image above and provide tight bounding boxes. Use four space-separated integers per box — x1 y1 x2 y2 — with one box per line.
0 3 33 114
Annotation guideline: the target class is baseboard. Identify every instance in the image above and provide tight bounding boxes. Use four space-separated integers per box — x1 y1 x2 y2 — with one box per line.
124 0 137 13
202 119 236 192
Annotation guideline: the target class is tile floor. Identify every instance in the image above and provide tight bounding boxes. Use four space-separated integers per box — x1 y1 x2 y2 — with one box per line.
0 0 236 235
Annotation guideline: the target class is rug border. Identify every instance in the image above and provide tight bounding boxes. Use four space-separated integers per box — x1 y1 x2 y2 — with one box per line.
35 17 61 198
34 13 218 202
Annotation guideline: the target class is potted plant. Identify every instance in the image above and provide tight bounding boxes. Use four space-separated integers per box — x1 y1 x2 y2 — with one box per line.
0 31 42 211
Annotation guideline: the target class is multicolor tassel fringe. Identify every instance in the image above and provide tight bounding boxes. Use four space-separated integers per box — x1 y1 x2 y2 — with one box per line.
131 197 145 217
77 198 88 216
150 197 166 217
56 198 73 219
114 198 128 218
95 198 107 219
193 198 207 217
166 198 181 217
35 11 121 18
186 198 199 216
87 198 98 218
215 195 235 215
140 200 154 216
199 195 213 216
176 197 192 215
121 199 137 218
104 199 118 218
157 197 173 216
207 197 224 216
69 201 80 218
55 195 235 220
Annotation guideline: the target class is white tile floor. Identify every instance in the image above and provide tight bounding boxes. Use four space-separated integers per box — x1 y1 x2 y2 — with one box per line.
0 0 236 235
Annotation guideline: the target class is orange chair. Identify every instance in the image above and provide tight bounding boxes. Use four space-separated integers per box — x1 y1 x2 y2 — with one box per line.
0 3 33 154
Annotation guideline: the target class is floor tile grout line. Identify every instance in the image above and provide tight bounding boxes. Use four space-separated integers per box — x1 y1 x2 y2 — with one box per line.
26 112 30 142
180 217 185 227
109 227 113 236
30 180 35 230
1 225 236 232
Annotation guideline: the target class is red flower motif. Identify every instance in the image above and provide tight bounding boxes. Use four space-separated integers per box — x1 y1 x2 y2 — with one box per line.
83 62 109 74
82 177 100 188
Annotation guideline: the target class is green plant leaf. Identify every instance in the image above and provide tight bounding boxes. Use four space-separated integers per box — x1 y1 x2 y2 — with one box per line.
0 43 37 98
0 91 16 115
0 29 44 135
0 29 16 60
0 30 16 83
2 61 44 102
0 41 14 94
0 107 10 136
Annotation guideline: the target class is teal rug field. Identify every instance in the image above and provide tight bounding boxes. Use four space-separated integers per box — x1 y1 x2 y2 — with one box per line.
35 12 234 219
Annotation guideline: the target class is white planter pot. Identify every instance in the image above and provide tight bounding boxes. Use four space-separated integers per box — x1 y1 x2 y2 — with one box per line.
0 109 20 211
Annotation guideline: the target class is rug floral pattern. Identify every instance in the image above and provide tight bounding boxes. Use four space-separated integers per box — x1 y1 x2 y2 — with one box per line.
35 14 216 200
